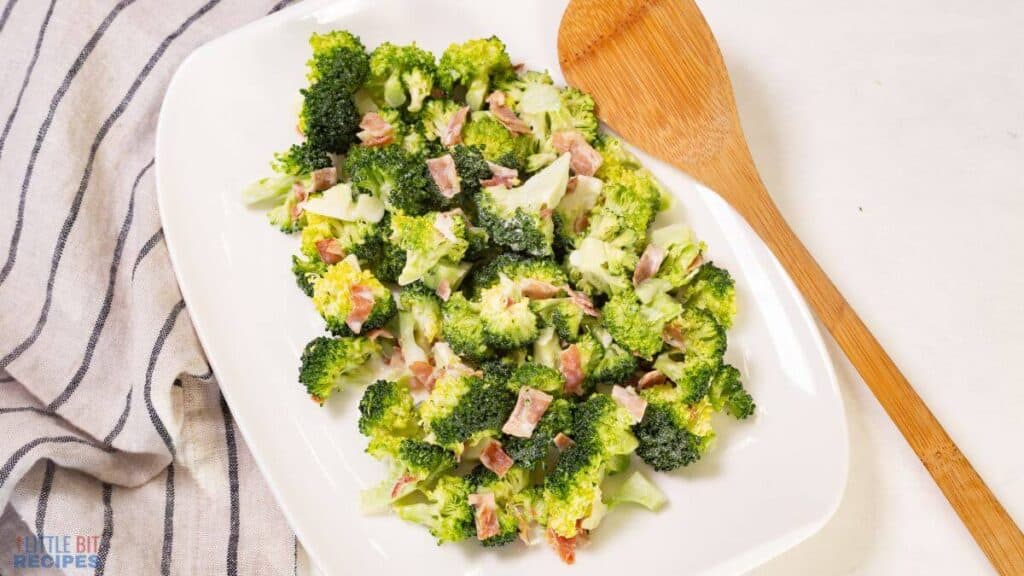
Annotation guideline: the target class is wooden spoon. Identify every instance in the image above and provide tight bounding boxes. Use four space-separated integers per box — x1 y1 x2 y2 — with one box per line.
558 0 1024 572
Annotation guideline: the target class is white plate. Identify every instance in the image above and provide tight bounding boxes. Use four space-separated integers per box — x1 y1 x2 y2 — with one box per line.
156 0 848 573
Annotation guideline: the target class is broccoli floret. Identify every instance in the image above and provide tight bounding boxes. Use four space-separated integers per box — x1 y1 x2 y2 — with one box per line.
367 42 436 112
603 287 682 359
364 438 458 505
506 362 565 396
298 336 381 403
586 334 638 386
394 475 476 544
300 214 381 266
306 30 369 91
419 372 517 451
654 308 727 402
476 153 569 256
462 112 534 171
345 145 436 215
479 275 540 349
502 398 572 469
531 298 584 342
272 141 332 176
646 224 705 289
680 262 737 329
396 283 443 365
370 214 407 283
390 211 469 285
437 37 515 110
554 174 602 250
440 293 493 361
422 99 463 142
500 72 598 149
708 364 755 419
571 393 639 457
450 144 492 197
585 180 662 253
312 255 397 336
358 379 421 457
464 464 530 547
551 88 598 142
633 385 715 471
291 255 327 296
565 236 637 296
299 80 361 156
470 253 567 296
532 326 562 369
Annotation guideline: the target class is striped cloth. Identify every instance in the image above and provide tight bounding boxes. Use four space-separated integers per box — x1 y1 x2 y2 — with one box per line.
0 1 308 574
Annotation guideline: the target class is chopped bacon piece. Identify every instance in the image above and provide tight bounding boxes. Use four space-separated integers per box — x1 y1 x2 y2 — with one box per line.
480 441 514 478
553 433 575 451
426 154 461 199
435 279 451 302
688 253 705 272
546 528 578 565
539 206 553 220
559 345 584 396
409 361 437 391
309 167 338 192
519 279 562 300
551 130 603 176
433 211 459 242
469 492 500 540
502 387 554 438
633 244 667 286
611 385 648 423
315 238 345 264
480 161 520 187
565 286 599 317
366 328 394 341
573 214 589 234
441 106 470 147
391 474 417 499
346 284 375 334
357 112 395 147
290 182 308 219
663 323 686 350
636 370 667 390
486 90 531 135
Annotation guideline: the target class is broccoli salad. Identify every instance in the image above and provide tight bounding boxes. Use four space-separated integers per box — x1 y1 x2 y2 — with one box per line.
242 31 755 564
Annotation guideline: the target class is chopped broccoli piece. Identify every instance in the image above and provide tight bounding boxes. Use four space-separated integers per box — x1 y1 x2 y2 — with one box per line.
531 298 584 342
358 379 422 457
271 142 332 177
680 262 737 329
462 112 534 171
506 362 565 396
449 144 492 197
708 364 755 419
299 80 361 156
647 224 705 289
390 211 469 285
291 255 327 297
396 283 443 365
306 30 369 91
603 286 682 359
479 275 540 349
565 236 637 296
437 37 515 110
345 145 437 216
422 99 463 142
654 308 726 402
470 253 567 296
367 42 436 112
298 336 381 403
633 385 715 471
312 255 397 336
394 475 476 544
502 398 572 469
419 371 516 451
441 293 493 361
554 174 602 250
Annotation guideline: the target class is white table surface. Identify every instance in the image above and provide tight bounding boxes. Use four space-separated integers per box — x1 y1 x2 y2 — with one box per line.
299 1 1024 573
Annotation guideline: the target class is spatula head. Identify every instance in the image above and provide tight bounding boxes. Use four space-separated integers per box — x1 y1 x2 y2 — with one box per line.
557 0 745 184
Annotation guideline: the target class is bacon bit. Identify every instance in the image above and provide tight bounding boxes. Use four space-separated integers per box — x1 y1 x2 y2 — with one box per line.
469 492 500 540
426 154 461 198
310 394 324 405
565 286 599 317
387 346 405 369
309 167 338 192
553 433 575 451
433 211 459 242
430 87 445 99
315 238 345 264
435 279 451 302
441 106 470 147
663 323 686 350
546 528 578 565
480 161 520 187
346 284 375 334
409 361 436 391
519 279 562 300
611 385 648 423
551 130 603 176
506 296 516 308
513 62 526 73
486 90 531 135
480 441 514 478
391 474 417 499
637 370 667 390
366 328 394 341
573 214 589 234
560 345 584 396
502 387 554 438
633 244 667 286
357 112 394 147
688 253 705 272
539 206 553 220
290 182 308 219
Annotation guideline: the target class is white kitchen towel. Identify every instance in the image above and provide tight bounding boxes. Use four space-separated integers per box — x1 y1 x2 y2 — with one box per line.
0 1 304 574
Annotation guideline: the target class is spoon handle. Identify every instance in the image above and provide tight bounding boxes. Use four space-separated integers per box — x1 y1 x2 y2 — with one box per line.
721 162 1024 573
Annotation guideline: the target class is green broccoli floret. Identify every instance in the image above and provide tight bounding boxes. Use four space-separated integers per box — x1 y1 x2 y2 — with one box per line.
645 224 706 288
272 141 333 176
299 80 361 156
551 88 598 142
585 331 638 385
367 42 436 112
479 275 540 349
585 180 662 253
437 37 515 110
421 99 463 142
419 372 516 452
298 336 382 404
291 255 327 297
506 362 565 396
300 213 382 265
345 145 436 216
565 236 637 296
680 262 737 329
476 152 569 256
502 398 572 469
396 283 443 365
462 112 534 171
463 464 530 547
390 212 469 285
358 379 422 457
395 475 476 544
654 308 727 402
708 364 755 419
553 174 602 250
312 255 397 336
633 385 715 471
603 287 682 359
306 30 369 91
499 71 598 157
470 253 567 296
369 214 407 283
449 144 492 197
364 438 458 505
531 298 584 342
441 293 493 361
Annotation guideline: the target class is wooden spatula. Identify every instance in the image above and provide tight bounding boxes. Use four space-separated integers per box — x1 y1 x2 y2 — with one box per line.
558 0 1024 572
